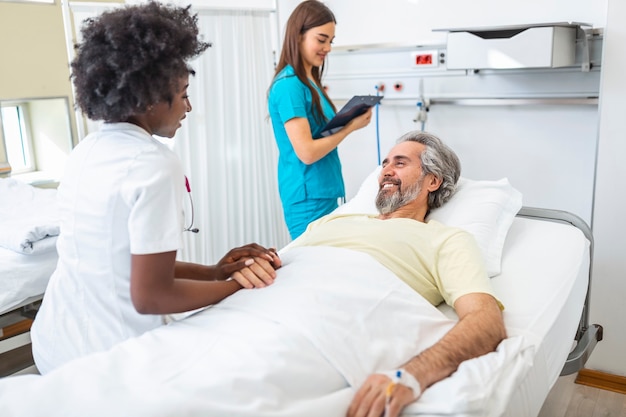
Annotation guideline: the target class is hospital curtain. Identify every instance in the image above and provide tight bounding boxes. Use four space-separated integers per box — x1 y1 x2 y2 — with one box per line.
173 9 291 265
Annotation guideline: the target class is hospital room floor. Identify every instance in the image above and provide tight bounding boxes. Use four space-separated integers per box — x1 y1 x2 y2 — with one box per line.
538 373 626 417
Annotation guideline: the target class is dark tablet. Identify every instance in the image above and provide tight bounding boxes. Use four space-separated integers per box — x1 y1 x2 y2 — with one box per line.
320 95 383 137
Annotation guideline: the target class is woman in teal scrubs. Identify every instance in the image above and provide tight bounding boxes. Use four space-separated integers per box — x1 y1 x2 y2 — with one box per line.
268 0 372 239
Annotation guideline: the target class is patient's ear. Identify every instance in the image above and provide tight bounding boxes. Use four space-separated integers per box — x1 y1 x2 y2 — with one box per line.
425 174 442 192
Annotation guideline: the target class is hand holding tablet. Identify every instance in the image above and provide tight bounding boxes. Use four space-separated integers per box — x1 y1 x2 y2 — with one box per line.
320 95 383 137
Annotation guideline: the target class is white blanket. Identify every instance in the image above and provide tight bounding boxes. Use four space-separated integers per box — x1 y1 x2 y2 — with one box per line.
0 246 532 416
0 247 58 314
0 178 60 254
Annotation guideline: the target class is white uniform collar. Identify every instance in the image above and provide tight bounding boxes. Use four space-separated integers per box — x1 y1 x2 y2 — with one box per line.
101 122 151 137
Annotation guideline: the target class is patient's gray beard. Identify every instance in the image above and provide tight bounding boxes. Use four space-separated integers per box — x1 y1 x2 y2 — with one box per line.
375 181 422 215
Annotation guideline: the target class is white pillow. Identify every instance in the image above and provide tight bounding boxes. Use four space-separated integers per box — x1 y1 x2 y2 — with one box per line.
335 166 523 277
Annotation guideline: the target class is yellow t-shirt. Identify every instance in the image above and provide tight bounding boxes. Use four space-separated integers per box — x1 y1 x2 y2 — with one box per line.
290 213 501 308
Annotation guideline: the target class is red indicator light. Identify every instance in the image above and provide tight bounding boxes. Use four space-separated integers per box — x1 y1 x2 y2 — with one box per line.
415 54 433 65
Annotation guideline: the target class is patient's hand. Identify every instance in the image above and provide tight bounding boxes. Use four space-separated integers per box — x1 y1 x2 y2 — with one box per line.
347 373 416 417
230 253 281 289
214 244 281 286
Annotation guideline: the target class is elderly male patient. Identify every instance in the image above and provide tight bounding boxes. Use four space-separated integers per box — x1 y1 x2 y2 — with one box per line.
282 130 507 417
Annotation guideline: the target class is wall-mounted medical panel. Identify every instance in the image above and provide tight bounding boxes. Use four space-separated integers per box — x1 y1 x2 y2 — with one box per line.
441 23 581 70
325 29 602 102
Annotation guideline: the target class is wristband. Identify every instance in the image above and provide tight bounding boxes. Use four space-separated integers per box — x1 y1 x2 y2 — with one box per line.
381 368 422 400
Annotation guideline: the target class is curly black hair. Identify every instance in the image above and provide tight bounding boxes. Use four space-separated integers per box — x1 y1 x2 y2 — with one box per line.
71 1 211 122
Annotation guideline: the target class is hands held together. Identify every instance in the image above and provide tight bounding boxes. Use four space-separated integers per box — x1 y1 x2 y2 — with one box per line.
214 243 282 289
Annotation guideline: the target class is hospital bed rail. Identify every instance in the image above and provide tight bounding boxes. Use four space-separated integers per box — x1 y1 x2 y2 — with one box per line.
516 206 603 375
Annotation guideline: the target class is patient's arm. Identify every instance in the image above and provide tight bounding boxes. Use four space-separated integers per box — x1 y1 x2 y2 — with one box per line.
347 292 506 417
404 292 506 390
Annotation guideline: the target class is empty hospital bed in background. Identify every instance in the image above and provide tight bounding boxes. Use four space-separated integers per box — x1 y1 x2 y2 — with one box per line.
0 178 59 377
0 171 601 417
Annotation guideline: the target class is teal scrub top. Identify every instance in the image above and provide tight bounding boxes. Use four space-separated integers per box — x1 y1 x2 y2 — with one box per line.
268 65 345 207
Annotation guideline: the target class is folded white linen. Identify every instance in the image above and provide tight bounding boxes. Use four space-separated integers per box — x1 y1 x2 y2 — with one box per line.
0 178 60 254
0 246 531 416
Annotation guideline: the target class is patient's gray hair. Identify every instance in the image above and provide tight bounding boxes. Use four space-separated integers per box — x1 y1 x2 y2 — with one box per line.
396 130 461 209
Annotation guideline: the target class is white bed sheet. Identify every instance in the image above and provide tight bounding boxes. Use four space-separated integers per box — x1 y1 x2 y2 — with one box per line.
0 178 60 255
0 244 58 315
0 245 533 417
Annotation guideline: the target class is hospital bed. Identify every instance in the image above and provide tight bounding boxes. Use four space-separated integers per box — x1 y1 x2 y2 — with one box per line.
0 178 59 377
0 170 601 417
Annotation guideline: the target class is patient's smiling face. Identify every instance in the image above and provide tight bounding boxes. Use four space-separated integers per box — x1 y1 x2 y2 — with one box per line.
378 141 426 192
376 141 439 219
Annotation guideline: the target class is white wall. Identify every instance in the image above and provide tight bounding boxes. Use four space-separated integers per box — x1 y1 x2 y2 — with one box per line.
586 0 626 377
279 0 607 48
29 98 73 177
275 0 622 376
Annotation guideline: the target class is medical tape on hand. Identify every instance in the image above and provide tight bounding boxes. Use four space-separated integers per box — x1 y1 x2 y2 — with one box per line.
381 368 422 400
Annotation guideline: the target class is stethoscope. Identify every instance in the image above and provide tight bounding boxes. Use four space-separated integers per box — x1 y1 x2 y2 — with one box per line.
184 176 199 233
